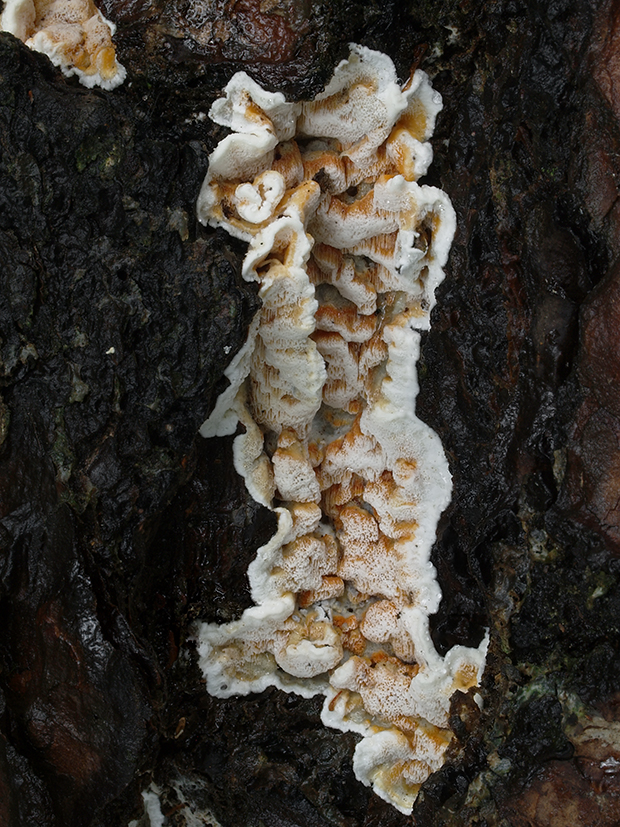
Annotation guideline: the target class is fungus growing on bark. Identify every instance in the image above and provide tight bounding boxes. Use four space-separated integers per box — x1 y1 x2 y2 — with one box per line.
196 44 488 814
1 0 125 88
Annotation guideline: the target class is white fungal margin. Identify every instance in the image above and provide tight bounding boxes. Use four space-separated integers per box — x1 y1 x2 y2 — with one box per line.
196 44 487 814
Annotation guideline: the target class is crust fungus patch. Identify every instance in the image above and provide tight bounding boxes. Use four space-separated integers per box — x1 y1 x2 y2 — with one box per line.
1 0 126 88
196 45 488 814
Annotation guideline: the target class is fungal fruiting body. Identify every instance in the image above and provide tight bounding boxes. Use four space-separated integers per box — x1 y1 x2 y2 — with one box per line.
196 45 488 814
1 0 126 89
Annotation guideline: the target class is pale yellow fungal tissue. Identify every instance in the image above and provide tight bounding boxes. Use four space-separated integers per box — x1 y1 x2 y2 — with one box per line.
1 0 125 89
196 44 488 815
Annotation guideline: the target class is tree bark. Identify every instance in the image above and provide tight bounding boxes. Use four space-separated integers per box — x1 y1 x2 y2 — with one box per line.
1 1 620 825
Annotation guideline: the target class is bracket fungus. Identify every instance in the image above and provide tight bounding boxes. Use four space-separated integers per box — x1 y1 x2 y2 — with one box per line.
197 44 488 814
1 0 125 89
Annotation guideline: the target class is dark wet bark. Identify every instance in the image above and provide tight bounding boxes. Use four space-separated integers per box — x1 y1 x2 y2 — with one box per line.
2 0 620 825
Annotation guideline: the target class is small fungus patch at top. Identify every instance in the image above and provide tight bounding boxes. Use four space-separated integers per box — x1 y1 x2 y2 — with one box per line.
1 0 126 89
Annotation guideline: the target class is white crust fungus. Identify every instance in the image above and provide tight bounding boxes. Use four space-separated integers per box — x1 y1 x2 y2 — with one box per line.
196 44 488 814
1 0 126 89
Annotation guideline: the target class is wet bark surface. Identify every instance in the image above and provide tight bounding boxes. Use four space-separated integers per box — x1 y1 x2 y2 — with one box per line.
1 0 620 825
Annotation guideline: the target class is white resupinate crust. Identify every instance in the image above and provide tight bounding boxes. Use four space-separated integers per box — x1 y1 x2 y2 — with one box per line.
1 0 126 89
196 44 488 814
